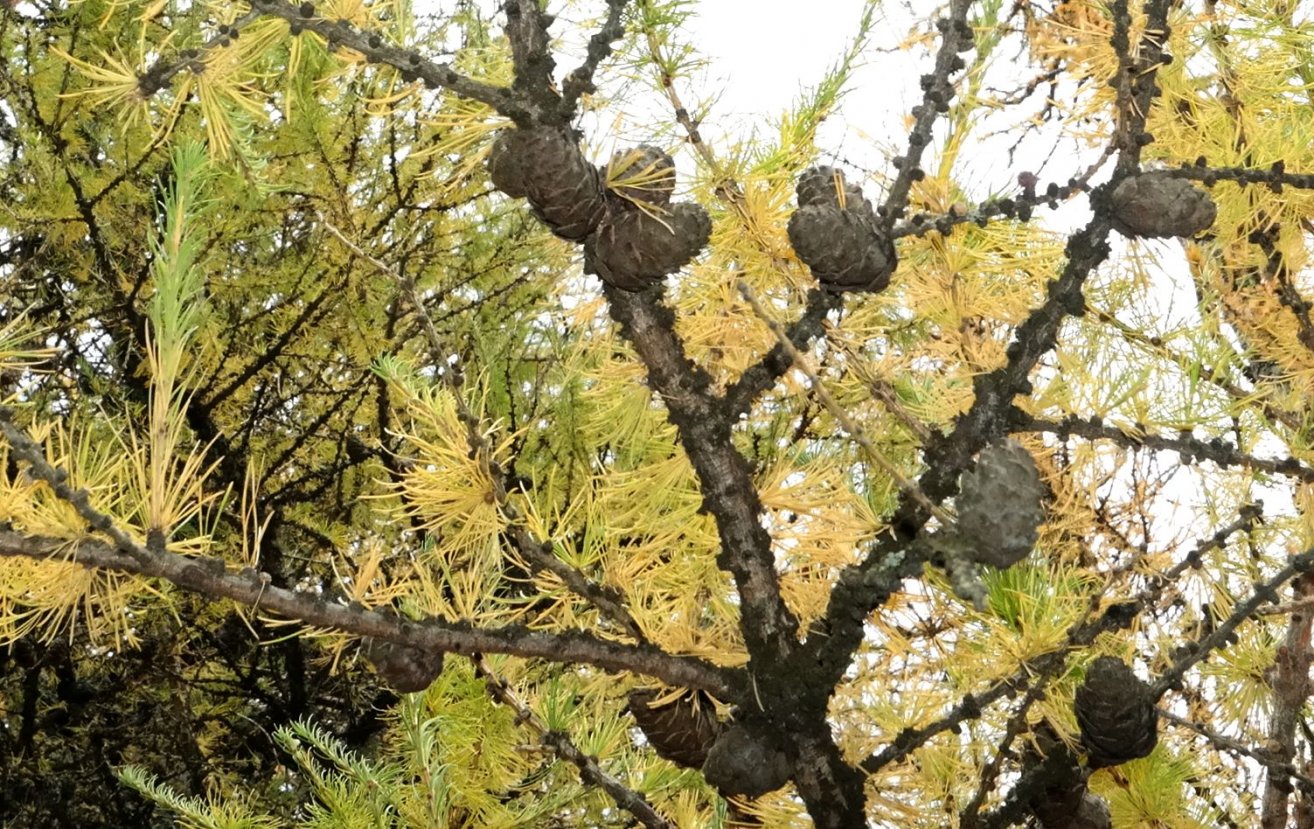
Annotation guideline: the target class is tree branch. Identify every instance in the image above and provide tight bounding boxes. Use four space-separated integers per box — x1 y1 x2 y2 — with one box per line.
558 0 631 121
603 286 798 665
1261 573 1314 829
475 657 674 829
233 1 532 121
0 529 735 696
0 395 729 693
501 0 561 122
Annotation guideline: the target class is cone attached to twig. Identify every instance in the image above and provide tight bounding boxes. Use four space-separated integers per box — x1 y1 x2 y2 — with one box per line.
1073 657 1158 768
364 638 445 693
787 165 895 292
701 723 792 798
628 688 722 769
588 200 712 291
487 127 606 240
956 438 1045 568
795 165 872 215
606 145 676 207
1107 174 1216 239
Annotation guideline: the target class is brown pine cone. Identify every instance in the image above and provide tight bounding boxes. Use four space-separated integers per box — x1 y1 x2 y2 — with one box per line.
628 688 722 769
955 438 1046 569
786 205 895 292
1074 657 1158 768
701 723 791 798
487 129 537 198
787 165 891 292
1107 174 1216 239
364 638 445 694
795 165 872 218
486 128 606 240
588 201 711 290
606 145 676 207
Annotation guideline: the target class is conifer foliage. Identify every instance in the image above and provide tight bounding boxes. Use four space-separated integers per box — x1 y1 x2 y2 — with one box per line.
5 0 1314 826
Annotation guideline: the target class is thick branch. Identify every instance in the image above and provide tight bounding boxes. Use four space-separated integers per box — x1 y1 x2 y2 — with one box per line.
0 529 735 696
603 286 798 665
235 1 532 121
1261 573 1314 829
790 730 869 829
501 0 567 125
604 288 868 822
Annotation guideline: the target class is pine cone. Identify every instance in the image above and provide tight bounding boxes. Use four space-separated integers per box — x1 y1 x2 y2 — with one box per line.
588 201 711 290
606 145 676 207
1108 174 1216 239
364 638 445 694
956 438 1045 568
786 205 895 292
787 165 890 292
1074 657 1158 768
487 129 536 198
486 128 606 240
628 688 722 769
795 165 872 218
701 723 792 798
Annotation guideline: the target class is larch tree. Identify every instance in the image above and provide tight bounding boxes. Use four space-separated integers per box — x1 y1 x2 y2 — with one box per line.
1 0 1313 826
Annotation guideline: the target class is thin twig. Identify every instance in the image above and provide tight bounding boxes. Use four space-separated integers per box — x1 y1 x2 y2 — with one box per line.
474 656 675 829
558 0 631 119
1159 707 1314 795
737 280 953 526
318 215 646 642
0 524 733 693
1260 598 1314 616
858 374 934 444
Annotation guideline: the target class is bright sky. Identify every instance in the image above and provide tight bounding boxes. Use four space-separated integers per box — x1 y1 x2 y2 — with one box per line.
669 2 1093 218
683 2 885 122
659 2 924 174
